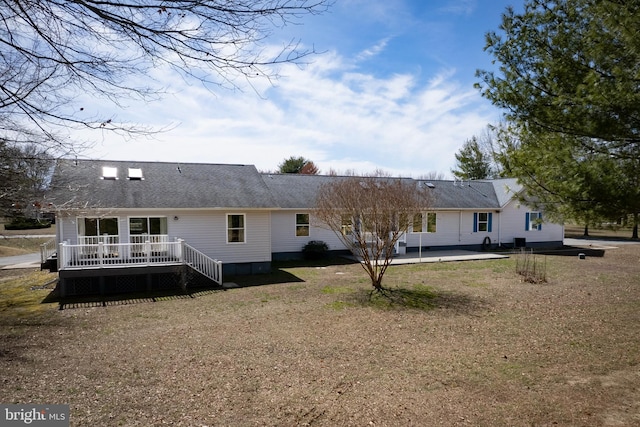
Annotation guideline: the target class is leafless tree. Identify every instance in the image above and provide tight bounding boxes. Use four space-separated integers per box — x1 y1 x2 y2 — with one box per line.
0 0 329 214
314 173 433 293
1 1 329 140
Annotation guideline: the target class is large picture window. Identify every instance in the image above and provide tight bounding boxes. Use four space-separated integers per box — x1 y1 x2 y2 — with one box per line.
296 214 310 237
227 214 245 243
129 217 167 236
77 217 119 249
78 217 119 237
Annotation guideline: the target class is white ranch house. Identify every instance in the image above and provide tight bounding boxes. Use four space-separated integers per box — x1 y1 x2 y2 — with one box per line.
43 159 564 296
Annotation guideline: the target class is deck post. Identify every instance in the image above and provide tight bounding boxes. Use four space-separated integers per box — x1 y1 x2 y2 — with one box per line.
177 239 184 263
98 242 104 267
180 265 188 291
145 240 151 265
58 242 65 270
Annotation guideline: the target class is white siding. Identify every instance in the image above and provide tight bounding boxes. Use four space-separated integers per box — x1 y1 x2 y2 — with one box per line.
498 200 564 245
270 211 349 254
172 210 271 263
58 216 76 244
403 206 563 249
405 211 498 248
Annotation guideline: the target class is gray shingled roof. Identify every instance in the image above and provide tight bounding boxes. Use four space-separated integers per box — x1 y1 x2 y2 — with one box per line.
261 173 345 209
47 159 277 209
262 174 504 210
47 159 517 211
419 180 499 210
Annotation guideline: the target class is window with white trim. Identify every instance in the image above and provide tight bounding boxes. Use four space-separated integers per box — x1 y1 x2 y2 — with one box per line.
341 215 353 236
227 214 245 243
473 212 493 232
412 212 437 233
78 217 119 237
77 217 119 247
526 212 542 231
426 212 437 233
129 217 167 236
296 213 310 237
412 213 423 233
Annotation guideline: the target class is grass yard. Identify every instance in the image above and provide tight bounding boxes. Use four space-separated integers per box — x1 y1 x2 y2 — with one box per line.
0 245 639 426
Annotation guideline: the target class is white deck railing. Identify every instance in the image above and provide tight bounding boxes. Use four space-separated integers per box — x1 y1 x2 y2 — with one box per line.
182 242 223 285
40 238 57 264
129 234 170 257
128 235 170 244
56 238 222 285
58 240 181 268
78 235 120 245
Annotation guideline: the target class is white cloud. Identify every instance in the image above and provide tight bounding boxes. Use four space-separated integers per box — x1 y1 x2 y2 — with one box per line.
439 0 477 16
355 37 391 62
82 46 497 178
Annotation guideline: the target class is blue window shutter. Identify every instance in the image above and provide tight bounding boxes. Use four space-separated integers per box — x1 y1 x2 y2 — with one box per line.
473 212 478 232
488 213 493 232
525 212 530 231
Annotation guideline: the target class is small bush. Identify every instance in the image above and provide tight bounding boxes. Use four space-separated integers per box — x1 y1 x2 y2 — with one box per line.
4 217 52 230
302 240 329 260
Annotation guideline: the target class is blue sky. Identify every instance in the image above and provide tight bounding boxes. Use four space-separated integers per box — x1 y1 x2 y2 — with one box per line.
83 0 518 177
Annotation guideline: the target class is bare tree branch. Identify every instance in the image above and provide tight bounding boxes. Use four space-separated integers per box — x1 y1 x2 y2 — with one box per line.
0 0 330 215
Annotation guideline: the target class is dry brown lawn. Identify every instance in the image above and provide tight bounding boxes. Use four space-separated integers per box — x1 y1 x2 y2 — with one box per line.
1 244 639 426
0 223 56 256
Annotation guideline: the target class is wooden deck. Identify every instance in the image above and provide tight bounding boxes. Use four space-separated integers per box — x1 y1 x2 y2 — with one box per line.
42 238 223 295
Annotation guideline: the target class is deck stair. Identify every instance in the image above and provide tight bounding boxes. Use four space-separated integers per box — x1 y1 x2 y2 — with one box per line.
180 241 223 285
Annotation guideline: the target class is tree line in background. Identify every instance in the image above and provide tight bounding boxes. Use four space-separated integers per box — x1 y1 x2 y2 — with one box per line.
454 0 639 238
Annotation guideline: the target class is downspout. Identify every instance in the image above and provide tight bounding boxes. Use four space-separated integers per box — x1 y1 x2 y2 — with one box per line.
58 213 63 245
458 211 462 242
497 210 501 247
57 214 64 272
56 214 64 244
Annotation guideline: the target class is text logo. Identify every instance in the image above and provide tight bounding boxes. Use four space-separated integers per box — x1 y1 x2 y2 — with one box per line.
1 405 69 426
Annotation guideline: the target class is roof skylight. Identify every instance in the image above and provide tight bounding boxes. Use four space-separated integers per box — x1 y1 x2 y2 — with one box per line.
128 168 143 180
102 166 118 180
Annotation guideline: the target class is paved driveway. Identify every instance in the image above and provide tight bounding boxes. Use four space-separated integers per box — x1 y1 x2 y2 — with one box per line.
564 237 640 248
0 252 41 269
